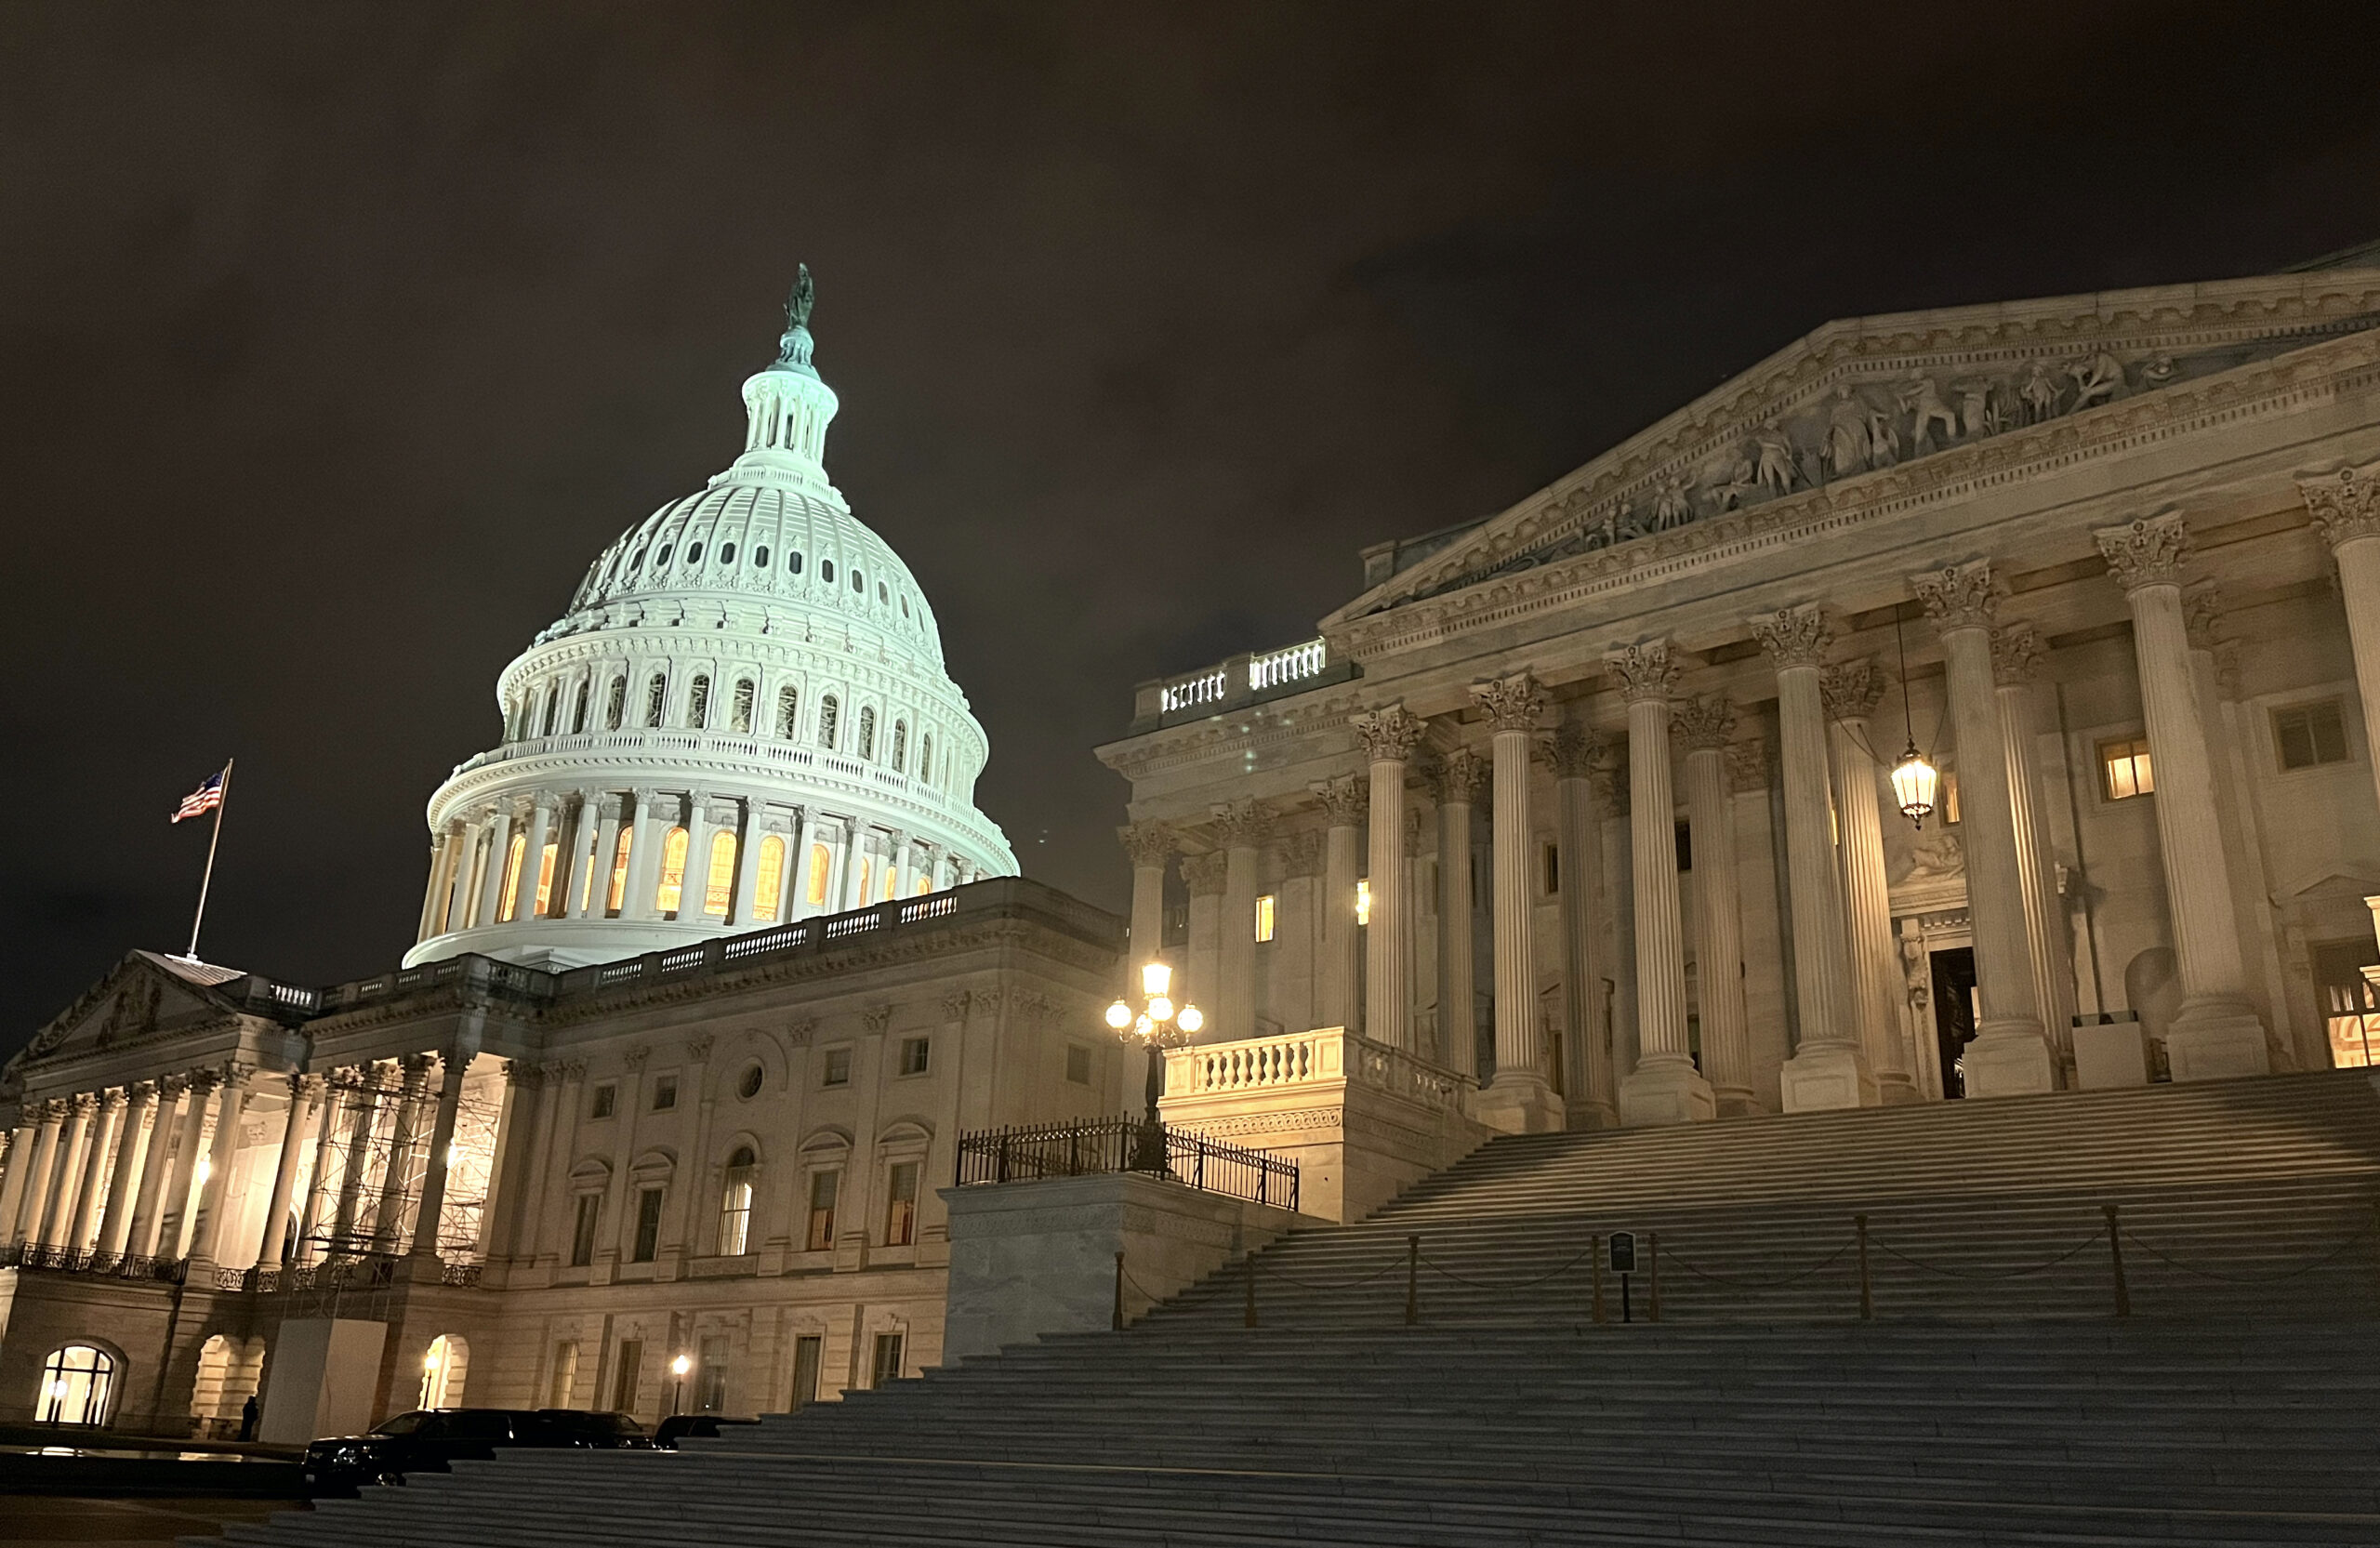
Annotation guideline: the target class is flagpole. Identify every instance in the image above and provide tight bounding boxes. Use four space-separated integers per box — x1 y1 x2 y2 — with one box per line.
187 759 232 961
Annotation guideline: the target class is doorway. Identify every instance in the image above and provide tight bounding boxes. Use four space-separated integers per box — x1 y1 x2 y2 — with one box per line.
1930 946 1978 1098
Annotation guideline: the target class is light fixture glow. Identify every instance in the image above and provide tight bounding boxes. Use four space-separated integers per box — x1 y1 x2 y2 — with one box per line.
671 1354 692 1376
1354 880 1371 927
423 1352 441 1371
1140 961 1172 999
1132 1013 1154 1038
193 1158 212 1186
445 1143 461 1170
1891 740 1938 828
1146 996 1175 1024
1104 999 1133 1030
1176 1004 1204 1035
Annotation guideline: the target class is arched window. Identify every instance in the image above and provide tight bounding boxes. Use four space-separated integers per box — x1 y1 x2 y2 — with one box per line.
655 543 673 565
497 833 527 922
730 680 755 734
789 550 803 576
818 695 840 750
704 829 736 918
687 675 711 729
605 826 632 914
718 1146 756 1256
644 674 668 728
775 686 799 739
571 681 590 734
38 1344 115 1426
821 558 836 584
541 686 561 738
806 842 831 906
853 569 865 594
754 834 787 922
920 733 933 785
754 545 769 568
654 827 690 915
686 541 704 564
858 707 877 761
605 676 627 730
891 720 907 773
533 840 560 919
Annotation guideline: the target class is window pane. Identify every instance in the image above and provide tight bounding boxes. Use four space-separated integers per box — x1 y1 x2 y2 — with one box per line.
2313 702 2349 763
705 831 736 917
807 843 831 906
655 827 689 914
607 827 633 913
632 1187 665 1263
2278 711 2317 771
1254 893 1275 944
755 835 786 922
498 834 527 922
533 842 559 919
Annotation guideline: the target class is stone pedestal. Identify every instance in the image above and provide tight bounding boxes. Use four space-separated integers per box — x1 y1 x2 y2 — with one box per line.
2072 1018 2149 1091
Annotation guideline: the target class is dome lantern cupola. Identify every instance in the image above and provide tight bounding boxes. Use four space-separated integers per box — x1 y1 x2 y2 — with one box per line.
728 265 841 501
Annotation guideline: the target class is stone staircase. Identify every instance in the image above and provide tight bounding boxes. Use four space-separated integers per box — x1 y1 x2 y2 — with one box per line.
212 1072 2380 1548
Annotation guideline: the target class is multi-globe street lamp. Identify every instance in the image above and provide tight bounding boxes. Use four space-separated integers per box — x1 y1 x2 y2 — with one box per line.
1105 962 1201 1169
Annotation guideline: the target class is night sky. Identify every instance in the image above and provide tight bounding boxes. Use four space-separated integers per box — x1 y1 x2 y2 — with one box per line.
5 3 2377 1057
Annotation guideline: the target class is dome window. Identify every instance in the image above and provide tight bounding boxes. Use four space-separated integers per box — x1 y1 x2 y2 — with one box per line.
629 548 647 570
891 719 907 773
644 673 668 728
852 569 865 594
687 541 705 564
775 686 800 739
604 676 627 731
857 707 878 761
818 695 840 750
789 550 803 576
656 544 673 565
571 681 591 734
919 733 933 785
821 559 835 584
901 595 910 618
655 827 690 916
878 582 888 604
754 545 770 568
720 542 736 565
541 685 562 738
730 679 755 734
688 674 711 729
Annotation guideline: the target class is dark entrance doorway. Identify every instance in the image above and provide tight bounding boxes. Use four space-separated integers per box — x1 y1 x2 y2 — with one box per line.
1930 946 1978 1098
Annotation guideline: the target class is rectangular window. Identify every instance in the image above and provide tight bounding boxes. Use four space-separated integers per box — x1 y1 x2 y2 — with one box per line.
2099 735 2154 801
651 1075 678 1112
807 842 832 906
2274 699 2350 771
1065 1043 1092 1085
822 1048 852 1087
548 1342 578 1408
631 1185 665 1263
695 1334 729 1413
591 1083 617 1119
806 1171 839 1251
1355 878 1371 928
611 1339 641 1413
754 834 786 922
1254 893 1276 944
571 1195 601 1267
1942 769 1964 825
2315 938 2380 1069
498 834 527 922
899 1037 931 1076
790 1336 822 1408
1541 842 1559 897
885 1161 919 1247
870 1332 905 1388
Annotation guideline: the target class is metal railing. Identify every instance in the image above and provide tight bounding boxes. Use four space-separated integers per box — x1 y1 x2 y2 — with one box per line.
0 1243 185 1282
956 1116 1299 1213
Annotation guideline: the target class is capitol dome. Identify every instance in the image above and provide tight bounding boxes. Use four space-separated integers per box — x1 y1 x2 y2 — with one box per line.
404 270 1019 970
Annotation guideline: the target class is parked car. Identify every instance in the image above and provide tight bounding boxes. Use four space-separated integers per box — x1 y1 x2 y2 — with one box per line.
302 1408 656 1494
653 1414 760 1449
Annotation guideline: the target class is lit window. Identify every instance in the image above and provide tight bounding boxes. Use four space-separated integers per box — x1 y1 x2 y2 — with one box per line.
631 1186 664 1263
533 841 559 919
819 695 840 749
915 871 932 896
1254 893 1276 943
605 676 626 730
858 707 877 761
1942 770 1964 825
655 827 690 914
775 686 799 738
2099 736 2154 801
36 1344 114 1426
705 830 736 917
498 834 527 922
881 861 898 902
1355 879 1371 928
606 827 632 914
2315 939 2380 1068
822 1048 852 1087
892 719 907 772
731 679 755 734
806 1170 839 1250
806 842 831 906
718 1146 756 1256
900 1037 930 1076
857 859 872 904
644 674 667 728
2274 699 2350 771
754 835 787 922
688 674 711 729
884 1161 919 1247
577 827 598 915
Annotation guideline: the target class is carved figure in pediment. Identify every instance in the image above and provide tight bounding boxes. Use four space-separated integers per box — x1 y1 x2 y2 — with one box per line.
2019 361 2061 423
1900 374 1957 454
2137 353 2178 391
1951 376 1999 438
1906 830 1964 880
1710 455 1758 512
2068 348 2122 410
1752 422 1800 496
1651 477 1693 530
1821 388 1870 477
97 977 160 1049
1865 401 1900 468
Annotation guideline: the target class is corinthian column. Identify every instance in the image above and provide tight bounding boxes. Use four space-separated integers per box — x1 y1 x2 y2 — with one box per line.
1675 696 1757 1116
67 1091 126 1252
2095 516 2269 1079
1312 779 1367 1037
1609 642 1714 1125
1990 626 2080 1081
1180 851 1229 1033
1752 605 1874 1111
1432 749 1488 1078
1821 659 1920 1104
1213 800 1271 1044
371 1056 435 1252
1119 821 1176 984
1354 705 1427 1053
254 1075 318 1269
125 1078 184 1258
1911 561 2055 1095
41 1096 94 1249
2298 458 2380 814
184 1068 250 1268
1472 674 1563 1132
96 1082 157 1258
1547 727 1616 1127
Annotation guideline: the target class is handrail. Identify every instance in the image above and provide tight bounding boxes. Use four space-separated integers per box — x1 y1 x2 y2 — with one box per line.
955 1115 1299 1214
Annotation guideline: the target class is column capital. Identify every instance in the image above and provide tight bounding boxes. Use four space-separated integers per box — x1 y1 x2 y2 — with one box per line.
66 1092 99 1116
155 1073 188 1101
1749 605 1833 668
183 1068 221 1097
2212 640 2246 699
1180 850 1230 898
97 1087 128 1111
1117 820 1177 868
1278 829 1324 878
503 1059 544 1091
1210 798 1274 849
1352 704 1427 763
622 1045 652 1073
1469 671 1545 732
1540 723 1609 780
2296 456 2380 549
1911 558 2001 630
1606 639 1679 702
1311 774 1368 827
1434 746 1493 805
557 1059 588 1083
529 789 558 814
1821 657 1887 719
2181 582 2225 652
1673 695 1738 751
290 1072 324 1101
2094 513 2191 593
683 1034 715 1065
1990 624 2048 687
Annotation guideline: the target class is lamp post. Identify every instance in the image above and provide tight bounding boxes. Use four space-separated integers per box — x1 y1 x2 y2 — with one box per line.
670 1353 691 1416
1104 961 1202 1172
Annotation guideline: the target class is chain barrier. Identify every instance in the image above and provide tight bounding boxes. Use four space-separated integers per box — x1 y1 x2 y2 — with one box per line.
1868 1229 2107 1281
1418 1241 1600 1292
1657 1237 1855 1291
2119 1210 2380 1285
1250 1251 1409 1292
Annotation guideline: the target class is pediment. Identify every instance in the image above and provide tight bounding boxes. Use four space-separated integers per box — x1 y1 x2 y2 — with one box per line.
15 951 245 1068
2283 870 2380 904
1322 267 2380 642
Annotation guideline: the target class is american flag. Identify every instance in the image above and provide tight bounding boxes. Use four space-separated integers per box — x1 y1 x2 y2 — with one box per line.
173 772 225 823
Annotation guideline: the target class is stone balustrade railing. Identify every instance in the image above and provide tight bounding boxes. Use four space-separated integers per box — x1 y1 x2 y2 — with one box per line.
1166 1026 1473 1115
1134 637 1356 730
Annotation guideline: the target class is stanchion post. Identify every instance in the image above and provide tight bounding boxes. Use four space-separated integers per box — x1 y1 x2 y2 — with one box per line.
1113 1250 1126 1331
1591 1234 1605 1325
2103 1203 2130 1318
1405 1235 1419 1327
1244 1250 1258 1330
1856 1214 1872 1321
1648 1231 1661 1323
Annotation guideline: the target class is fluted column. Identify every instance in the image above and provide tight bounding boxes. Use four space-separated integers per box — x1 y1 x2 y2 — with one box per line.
9 1103 65 1248
0 1113 39 1247
622 789 667 921
1314 781 1366 1038
184 1067 249 1268
67 1091 126 1252
579 797 623 919
1354 706 1427 1053
328 1068 382 1249
41 1095 95 1249
2095 517 2269 1078
732 799 770 921
1990 627 2080 1082
2298 458 2380 815
417 827 457 942
840 823 871 911
687 791 722 918
474 802 517 930
490 1062 558 1276
125 1078 183 1258
1912 561 2055 1095
1471 675 1562 1131
1609 642 1714 1125
1822 660 1921 1104
1547 727 1616 1127
515 796 555 920
96 1082 156 1257
372 1056 434 1252
1180 851 1229 1029
1752 605 1875 1111
445 817 483 932
1119 822 1175 979
408 1045 478 1273
1213 800 1269 1044
1432 751 1488 1077
253 1076 317 1268
1676 696 1757 1117
295 1076 343 1262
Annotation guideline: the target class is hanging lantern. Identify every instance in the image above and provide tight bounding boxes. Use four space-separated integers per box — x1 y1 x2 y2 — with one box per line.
1890 739 1938 828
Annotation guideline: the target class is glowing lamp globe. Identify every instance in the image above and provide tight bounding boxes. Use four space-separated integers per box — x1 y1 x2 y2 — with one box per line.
1140 961 1172 999
1104 999 1133 1030
671 1355 692 1377
1147 997 1175 1024
1891 741 1938 828
1176 1004 1204 1035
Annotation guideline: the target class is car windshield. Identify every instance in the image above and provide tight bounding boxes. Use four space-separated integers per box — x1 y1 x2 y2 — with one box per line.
371 1412 430 1436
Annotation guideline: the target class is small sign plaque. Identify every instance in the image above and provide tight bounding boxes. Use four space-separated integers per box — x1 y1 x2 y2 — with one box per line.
1607 1231 1636 1275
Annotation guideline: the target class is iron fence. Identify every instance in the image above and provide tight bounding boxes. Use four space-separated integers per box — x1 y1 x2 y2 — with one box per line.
0 1243 184 1282
956 1116 1299 1213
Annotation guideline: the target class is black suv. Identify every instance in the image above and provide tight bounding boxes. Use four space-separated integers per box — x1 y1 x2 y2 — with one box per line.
302 1408 656 1493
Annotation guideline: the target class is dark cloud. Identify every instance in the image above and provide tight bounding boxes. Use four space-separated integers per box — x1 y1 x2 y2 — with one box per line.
4 1 2376 1055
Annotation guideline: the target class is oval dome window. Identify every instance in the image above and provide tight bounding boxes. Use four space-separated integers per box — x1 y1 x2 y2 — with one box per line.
687 541 704 563
821 559 836 584
720 542 736 564
789 550 803 575
655 544 673 565
754 545 769 567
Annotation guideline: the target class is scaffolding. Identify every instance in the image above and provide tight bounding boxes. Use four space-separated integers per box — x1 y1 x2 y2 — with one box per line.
293 1063 500 1265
